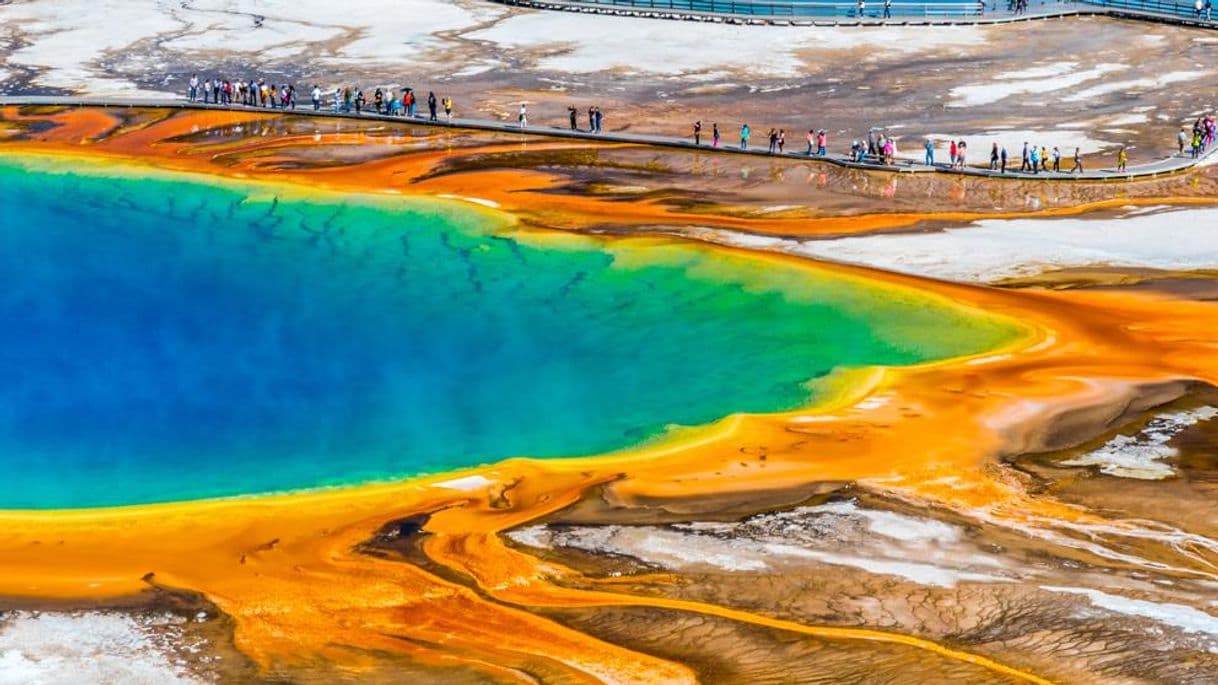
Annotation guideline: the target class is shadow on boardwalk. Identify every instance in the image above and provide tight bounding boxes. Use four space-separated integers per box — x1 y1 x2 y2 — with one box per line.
2 96 1215 182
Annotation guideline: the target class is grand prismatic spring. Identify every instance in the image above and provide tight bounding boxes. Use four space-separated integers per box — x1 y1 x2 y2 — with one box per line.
2 20 1218 681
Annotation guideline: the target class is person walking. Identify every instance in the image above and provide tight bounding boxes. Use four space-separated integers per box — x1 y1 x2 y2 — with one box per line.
1020 142 1031 172
712 123 720 148
740 123 751 151
1029 145 1041 174
1179 127 1189 154
778 129 786 154
1116 146 1128 172
989 142 999 170
427 91 437 121
1052 146 1061 172
857 0 866 16
767 129 778 154
1195 0 1203 18
809 129 818 156
443 96 453 123
956 140 967 169
202 78 211 103
816 129 827 156
569 106 578 130
587 106 595 132
1000 145 1008 174
518 103 528 129
189 74 199 102
311 85 321 111
694 120 702 145
1070 147 1084 173
949 139 958 167
925 139 936 166
594 107 603 133
1040 145 1049 172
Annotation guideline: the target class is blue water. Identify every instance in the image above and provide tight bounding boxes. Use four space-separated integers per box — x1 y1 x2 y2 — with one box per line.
0 156 1018 508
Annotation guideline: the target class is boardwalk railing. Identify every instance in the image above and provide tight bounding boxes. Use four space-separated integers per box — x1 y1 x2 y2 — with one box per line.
517 0 998 17
1089 0 1216 20
494 0 1079 18
493 0 1218 22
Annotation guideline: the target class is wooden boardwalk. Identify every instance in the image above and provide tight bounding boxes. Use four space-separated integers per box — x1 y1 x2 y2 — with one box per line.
2 95 1215 182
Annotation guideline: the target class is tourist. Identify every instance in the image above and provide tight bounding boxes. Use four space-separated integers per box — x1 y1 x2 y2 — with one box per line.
202 78 211 103
989 142 999 170
188 74 199 102
1195 0 1203 18
406 89 417 118
1193 129 1203 158
956 140 966 169
694 120 702 145
443 96 453 123
1071 147 1083 173
519 102 528 129
1052 146 1061 172
778 129 785 154
1020 142 1031 172
594 107 603 133
949 139 958 166
332 86 341 113
740 123 750 150
857 0 866 16
342 86 352 113
588 106 595 132
427 91 437 121
374 88 384 114
1000 145 1008 173
354 89 365 114
1040 145 1049 172
926 138 936 166
1117 146 1128 172
712 123 720 148
816 129 827 156
212 79 220 104
312 85 321 111
1029 145 1041 174
768 129 778 154
569 106 578 130
883 0 892 18
883 137 896 165
1179 127 1189 154
808 129 817 155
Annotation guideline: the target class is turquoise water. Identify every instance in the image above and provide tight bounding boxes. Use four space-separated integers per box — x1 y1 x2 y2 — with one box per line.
0 156 1018 509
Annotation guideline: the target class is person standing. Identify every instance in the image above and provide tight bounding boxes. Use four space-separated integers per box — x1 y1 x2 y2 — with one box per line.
949 139 957 167
883 0 892 18
816 129 827 156
594 107 603 133
443 96 453 123
768 129 778 154
857 0 866 16
925 138 936 166
1052 146 1061 172
312 85 322 111
518 102 528 129
202 78 211 103
956 140 967 169
588 106 595 132
1116 146 1128 172
1020 142 1031 172
713 123 721 148
694 120 702 145
1071 147 1083 173
989 142 999 170
1029 145 1040 174
427 91 437 121
1000 145 1008 174
374 88 384 114
188 73 199 102
569 106 578 130
741 123 751 150
1040 145 1049 172
1178 128 1189 154
809 129 818 156
212 79 220 104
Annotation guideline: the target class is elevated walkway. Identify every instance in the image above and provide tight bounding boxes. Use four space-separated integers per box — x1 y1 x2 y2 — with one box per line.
2 96 1213 182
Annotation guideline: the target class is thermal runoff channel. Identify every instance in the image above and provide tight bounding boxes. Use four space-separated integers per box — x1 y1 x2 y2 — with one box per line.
0 155 1019 508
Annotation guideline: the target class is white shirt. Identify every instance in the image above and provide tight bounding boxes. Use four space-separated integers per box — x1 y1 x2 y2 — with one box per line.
312 87 321 100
